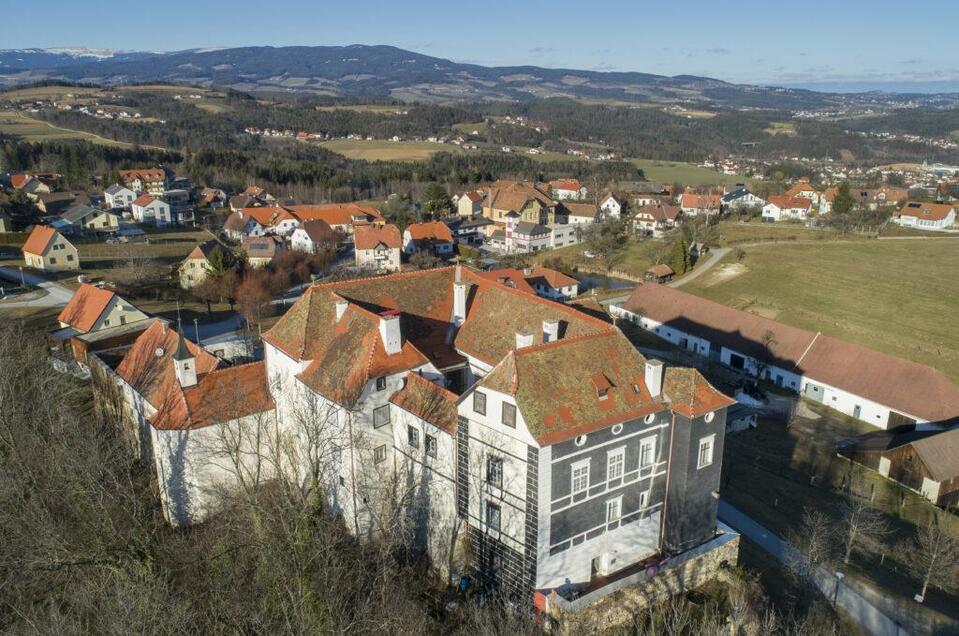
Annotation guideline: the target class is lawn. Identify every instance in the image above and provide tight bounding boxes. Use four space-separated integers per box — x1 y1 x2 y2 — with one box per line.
452 121 487 135
318 139 463 161
0 110 133 147
715 220 856 246
530 237 669 279
630 159 747 187
681 238 959 381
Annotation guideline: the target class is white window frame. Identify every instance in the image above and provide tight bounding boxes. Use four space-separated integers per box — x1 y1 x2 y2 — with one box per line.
639 489 650 509
606 496 622 523
374 444 387 464
373 404 390 428
425 434 437 458
639 435 656 468
571 459 590 495
698 434 715 469
485 500 501 532
607 447 625 481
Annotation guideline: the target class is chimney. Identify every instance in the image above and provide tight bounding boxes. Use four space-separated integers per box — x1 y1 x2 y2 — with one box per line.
645 359 664 398
453 281 469 326
335 299 349 322
515 331 534 350
523 267 533 276
542 319 559 343
379 310 402 355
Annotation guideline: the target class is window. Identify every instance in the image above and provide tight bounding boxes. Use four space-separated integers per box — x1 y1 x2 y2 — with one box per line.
473 391 486 415
425 434 437 458
485 501 501 532
704 411 715 423
407 425 419 449
103 319 110 327
607 448 625 481
644 413 656 424
611 423 623 435
571 460 590 495
501 402 516 428
640 436 656 468
574 434 587 447
606 497 622 523
374 444 387 464
486 456 503 488
639 490 649 509
375 376 387 391
373 405 390 428
66 254 74 262
698 435 715 469
49 257 56 265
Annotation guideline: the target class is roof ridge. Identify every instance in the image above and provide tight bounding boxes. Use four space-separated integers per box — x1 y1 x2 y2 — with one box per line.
513 329 618 357
314 265 454 291
401 370 458 400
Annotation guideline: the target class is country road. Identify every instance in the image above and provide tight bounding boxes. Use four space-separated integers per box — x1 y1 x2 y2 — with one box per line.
0 266 74 308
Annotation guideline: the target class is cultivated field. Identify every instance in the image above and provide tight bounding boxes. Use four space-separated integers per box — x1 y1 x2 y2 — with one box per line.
0 110 131 146
630 159 746 186
681 238 959 381
318 139 463 161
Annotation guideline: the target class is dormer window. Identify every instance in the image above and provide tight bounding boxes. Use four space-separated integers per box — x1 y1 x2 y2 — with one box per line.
598 388 609 400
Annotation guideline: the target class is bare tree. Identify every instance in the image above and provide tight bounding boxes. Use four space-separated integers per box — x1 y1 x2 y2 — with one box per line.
901 516 959 600
838 496 889 566
785 509 834 588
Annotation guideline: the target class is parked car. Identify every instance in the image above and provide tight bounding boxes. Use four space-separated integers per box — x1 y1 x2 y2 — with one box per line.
582 250 597 259
105 235 129 245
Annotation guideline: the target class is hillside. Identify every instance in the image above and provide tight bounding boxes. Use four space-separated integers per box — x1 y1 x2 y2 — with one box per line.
0 44 919 111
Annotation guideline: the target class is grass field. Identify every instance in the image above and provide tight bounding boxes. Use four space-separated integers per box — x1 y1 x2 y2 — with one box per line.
0 110 132 146
452 121 486 135
315 104 408 114
681 238 959 381
715 221 857 246
764 121 797 136
630 159 746 186
318 139 463 161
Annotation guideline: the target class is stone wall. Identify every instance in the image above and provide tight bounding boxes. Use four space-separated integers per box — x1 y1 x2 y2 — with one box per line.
546 531 739 634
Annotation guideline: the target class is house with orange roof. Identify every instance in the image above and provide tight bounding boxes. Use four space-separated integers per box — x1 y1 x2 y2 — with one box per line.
892 201 957 230
131 194 173 226
93 264 738 605
456 189 485 216
402 221 455 257
548 178 588 201
761 195 813 222
784 179 821 205
22 225 78 271
118 168 169 195
679 192 721 217
354 223 401 271
633 203 682 236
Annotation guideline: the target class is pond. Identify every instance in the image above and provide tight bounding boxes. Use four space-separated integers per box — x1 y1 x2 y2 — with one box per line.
574 272 637 292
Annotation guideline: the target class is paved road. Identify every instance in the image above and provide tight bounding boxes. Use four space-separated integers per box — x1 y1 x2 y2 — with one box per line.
718 500 913 636
669 247 730 289
0 266 74 308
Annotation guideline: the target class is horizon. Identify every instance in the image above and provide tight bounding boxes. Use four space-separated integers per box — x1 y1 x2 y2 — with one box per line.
4 0 959 95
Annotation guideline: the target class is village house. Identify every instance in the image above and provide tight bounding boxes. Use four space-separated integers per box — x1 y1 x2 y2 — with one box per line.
784 179 821 205
600 193 623 218
104 184 137 209
92 265 737 609
622 182 672 207
241 235 286 268
611 284 959 429
548 223 580 250
444 214 493 246
354 223 401 272
22 225 79 271
549 178 588 201
131 194 173 226
473 266 580 301
679 192 721 218
761 196 813 222
633 204 682 237
290 219 337 254
482 180 558 231
457 190 485 216
561 202 599 225
118 168 169 195
892 201 957 230
224 203 384 240
35 192 83 216
403 221 455 257
838 427 959 508
720 186 765 212
508 220 552 253
11 172 59 196
49 283 151 372
179 239 232 289
60 203 121 233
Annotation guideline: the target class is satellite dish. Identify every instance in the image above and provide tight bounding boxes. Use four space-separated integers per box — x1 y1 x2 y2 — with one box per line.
154 347 165 358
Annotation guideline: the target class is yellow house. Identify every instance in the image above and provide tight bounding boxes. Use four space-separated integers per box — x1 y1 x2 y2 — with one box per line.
22 225 79 271
481 180 557 232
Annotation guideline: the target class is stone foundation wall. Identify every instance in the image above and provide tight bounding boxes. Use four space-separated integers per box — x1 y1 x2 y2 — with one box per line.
547 533 739 634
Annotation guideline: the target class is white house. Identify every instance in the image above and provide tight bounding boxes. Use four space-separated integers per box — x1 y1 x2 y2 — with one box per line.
549 178 588 201
600 193 622 218
22 225 79 271
403 221 455 257
291 219 337 254
457 190 484 216
761 196 813 222
721 187 765 211
104 184 137 209
679 193 721 217
893 201 957 230
354 223 401 272
611 284 959 430
131 194 173 226
508 220 551 253
548 223 580 249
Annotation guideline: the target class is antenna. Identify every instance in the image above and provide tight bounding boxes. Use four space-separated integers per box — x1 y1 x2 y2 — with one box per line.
175 299 182 332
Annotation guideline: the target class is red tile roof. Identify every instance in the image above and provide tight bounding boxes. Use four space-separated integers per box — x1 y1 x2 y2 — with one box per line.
10 174 32 189
354 223 401 250
523 266 578 290
550 179 583 192
635 204 681 222
118 168 166 184
784 181 818 197
132 194 155 207
21 225 57 256
57 284 115 332
390 372 458 434
896 201 956 222
766 195 812 210
286 203 384 226
680 193 721 210
663 367 736 418
406 221 453 243
472 268 536 294
179 361 275 429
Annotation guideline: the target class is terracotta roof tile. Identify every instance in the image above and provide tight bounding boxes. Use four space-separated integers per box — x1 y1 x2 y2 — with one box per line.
132 194 155 207
390 372 458 434
286 203 384 226
22 225 58 256
766 195 812 210
57 284 115 332
406 221 453 243
896 201 956 222
664 367 735 418
354 224 401 250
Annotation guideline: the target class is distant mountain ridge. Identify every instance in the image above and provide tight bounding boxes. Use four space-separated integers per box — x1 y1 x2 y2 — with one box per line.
0 45 944 109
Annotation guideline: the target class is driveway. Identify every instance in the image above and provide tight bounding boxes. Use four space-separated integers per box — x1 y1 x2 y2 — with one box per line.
0 266 74 309
669 247 730 289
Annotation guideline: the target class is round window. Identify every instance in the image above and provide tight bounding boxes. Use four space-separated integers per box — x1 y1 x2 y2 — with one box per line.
704 411 715 423
574 434 587 447
644 413 656 425
611 424 623 435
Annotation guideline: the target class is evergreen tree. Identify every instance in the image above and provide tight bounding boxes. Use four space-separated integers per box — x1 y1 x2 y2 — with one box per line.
669 237 690 275
832 181 856 216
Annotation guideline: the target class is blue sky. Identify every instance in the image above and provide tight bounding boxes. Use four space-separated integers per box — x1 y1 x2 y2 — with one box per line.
5 0 958 90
